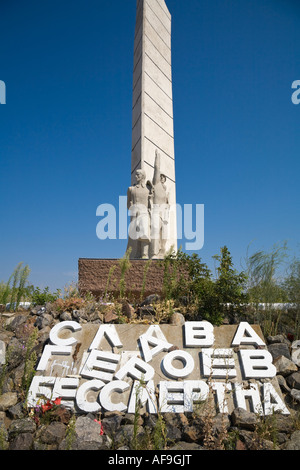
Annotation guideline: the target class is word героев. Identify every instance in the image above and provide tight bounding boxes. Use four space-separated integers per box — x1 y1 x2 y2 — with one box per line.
27 321 290 416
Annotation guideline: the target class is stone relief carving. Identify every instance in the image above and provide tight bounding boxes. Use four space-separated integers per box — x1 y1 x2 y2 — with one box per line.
127 168 151 259
127 150 170 259
149 150 170 259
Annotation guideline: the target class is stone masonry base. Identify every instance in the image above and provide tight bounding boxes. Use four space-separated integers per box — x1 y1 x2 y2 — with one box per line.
78 258 167 300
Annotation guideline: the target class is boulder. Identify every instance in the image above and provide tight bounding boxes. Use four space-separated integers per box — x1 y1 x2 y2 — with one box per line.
30 306 46 316
102 412 123 436
40 422 66 445
290 389 300 403
267 334 289 345
9 432 34 450
72 416 111 450
277 375 291 393
272 414 294 434
166 423 182 442
140 294 160 306
268 343 291 360
284 430 300 450
6 314 27 333
291 340 300 367
104 310 118 323
231 407 257 431
34 313 53 330
7 402 26 420
169 312 185 326
59 311 72 322
182 424 202 443
0 392 18 411
120 300 135 320
286 372 300 390
169 441 205 450
114 424 145 448
8 417 36 438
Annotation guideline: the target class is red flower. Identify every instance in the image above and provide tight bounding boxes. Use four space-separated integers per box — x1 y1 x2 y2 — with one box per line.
41 400 53 413
94 419 104 435
41 397 62 413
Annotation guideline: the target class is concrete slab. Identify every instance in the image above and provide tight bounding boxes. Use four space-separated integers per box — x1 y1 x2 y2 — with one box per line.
28 321 289 415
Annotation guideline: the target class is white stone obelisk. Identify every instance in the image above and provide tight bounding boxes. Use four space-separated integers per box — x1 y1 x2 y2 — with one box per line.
130 0 177 257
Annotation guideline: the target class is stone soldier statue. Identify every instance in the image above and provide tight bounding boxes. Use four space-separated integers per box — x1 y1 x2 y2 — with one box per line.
149 150 170 259
127 168 151 259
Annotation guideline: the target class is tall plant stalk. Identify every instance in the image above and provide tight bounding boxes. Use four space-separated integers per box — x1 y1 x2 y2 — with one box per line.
119 248 132 299
3 263 31 311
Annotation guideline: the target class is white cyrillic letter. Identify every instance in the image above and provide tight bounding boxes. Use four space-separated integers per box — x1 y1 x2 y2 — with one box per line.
263 382 290 415
159 381 184 413
26 376 56 408
162 350 194 379
52 377 79 407
231 322 265 347
49 321 81 346
76 379 105 413
99 380 130 412
183 380 209 412
202 349 237 378
212 382 232 414
185 321 214 347
88 324 123 350
234 382 263 415
139 333 172 363
159 380 209 413
81 350 120 382
240 349 276 379
36 345 72 371
114 356 154 382
127 380 158 414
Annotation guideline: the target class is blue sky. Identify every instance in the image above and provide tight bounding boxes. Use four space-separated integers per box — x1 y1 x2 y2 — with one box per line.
0 0 299 291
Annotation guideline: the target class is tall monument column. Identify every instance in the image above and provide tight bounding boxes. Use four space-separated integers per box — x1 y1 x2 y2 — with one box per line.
129 0 177 259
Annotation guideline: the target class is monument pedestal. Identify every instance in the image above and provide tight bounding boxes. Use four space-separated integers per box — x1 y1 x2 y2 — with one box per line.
78 258 168 300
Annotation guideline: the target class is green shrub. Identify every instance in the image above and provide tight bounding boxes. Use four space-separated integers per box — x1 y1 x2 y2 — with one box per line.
27 286 61 306
161 246 248 325
245 242 289 304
